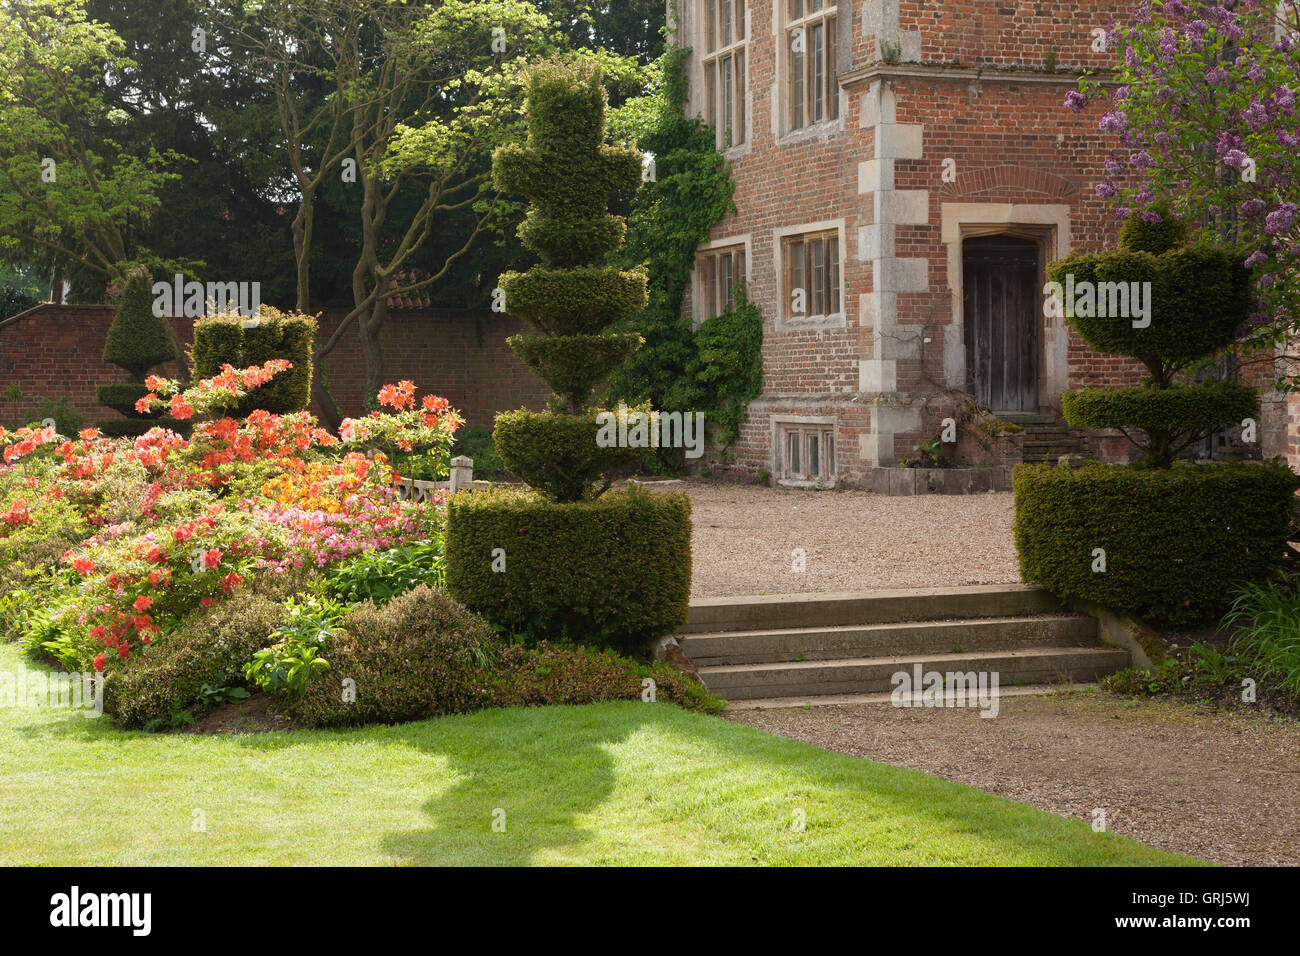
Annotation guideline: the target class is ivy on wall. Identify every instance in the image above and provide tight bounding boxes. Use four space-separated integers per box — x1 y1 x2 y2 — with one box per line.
605 45 763 459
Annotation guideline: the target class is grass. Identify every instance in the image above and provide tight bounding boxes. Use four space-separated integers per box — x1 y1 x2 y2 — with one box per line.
0 643 1195 866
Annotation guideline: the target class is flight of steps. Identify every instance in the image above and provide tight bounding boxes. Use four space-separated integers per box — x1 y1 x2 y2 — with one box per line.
1019 421 1089 464
677 585 1129 709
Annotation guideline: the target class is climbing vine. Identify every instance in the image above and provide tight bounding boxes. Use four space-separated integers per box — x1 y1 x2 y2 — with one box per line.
605 45 763 458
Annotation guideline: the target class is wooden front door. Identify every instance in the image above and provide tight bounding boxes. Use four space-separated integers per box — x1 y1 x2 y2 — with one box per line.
962 235 1040 413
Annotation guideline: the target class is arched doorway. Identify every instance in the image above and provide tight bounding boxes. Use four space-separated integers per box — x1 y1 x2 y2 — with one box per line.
962 234 1040 414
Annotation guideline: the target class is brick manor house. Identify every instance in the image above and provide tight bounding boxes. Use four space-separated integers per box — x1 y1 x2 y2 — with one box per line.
674 0 1288 487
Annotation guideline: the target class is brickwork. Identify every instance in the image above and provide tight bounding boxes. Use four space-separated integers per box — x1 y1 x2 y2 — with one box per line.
676 0 1288 485
0 304 549 429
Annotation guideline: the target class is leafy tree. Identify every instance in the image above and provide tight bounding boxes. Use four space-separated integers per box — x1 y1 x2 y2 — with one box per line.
1071 0 1300 381
0 0 184 285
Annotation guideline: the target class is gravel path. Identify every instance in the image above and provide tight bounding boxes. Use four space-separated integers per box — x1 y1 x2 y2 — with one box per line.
683 481 1018 597
728 692 1300 866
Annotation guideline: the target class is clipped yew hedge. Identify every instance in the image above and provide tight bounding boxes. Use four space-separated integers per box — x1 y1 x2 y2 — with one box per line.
192 310 316 413
508 332 643 409
445 486 692 654
1062 380 1258 436
1014 462 1297 628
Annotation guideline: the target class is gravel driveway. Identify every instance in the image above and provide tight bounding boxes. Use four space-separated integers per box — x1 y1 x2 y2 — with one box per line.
683 481 1018 598
728 692 1300 866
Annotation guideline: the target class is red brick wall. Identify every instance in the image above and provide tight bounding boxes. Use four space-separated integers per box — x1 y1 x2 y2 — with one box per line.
0 304 548 429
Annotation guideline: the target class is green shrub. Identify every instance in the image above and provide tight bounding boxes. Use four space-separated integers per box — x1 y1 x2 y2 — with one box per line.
192 307 316 413
508 332 643 409
1117 208 1188 255
325 539 445 605
1013 461 1298 627
445 486 692 654
95 382 162 419
492 408 641 501
285 584 502 727
1099 660 1184 696
450 427 506 479
102 269 179 380
105 594 288 730
500 265 648 335
244 595 346 696
489 642 723 714
1221 580 1300 699
1061 380 1257 441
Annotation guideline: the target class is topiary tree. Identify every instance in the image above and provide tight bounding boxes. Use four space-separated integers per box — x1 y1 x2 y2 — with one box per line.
1048 212 1256 467
96 267 179 423
447 61 692 655
491 60 647 502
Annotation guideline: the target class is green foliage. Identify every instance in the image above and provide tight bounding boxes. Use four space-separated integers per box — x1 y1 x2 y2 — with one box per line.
95 382 161 419
0 284 37 321
492 408 640 501
1013 461 1298 628
101 269 178 380
244 595 345 696
192 308 316 413
1118 208 1188 255
1046 244 1250 383
1221 580 1300 699
451 427 506 478
285 584 502 727
1100 660 1184 697
105 594 288 730
1061 381 1258 446
325 539 446 605
489 642 723 714
604 47 761 457
35 396 85 435
508 332 644 409
502 265 648 335
445 486 692 654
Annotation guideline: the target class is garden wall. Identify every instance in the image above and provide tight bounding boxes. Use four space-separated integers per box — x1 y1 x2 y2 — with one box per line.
0 303 549 428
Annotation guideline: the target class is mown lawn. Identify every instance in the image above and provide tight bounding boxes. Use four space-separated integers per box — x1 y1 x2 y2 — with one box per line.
0 644 1195 866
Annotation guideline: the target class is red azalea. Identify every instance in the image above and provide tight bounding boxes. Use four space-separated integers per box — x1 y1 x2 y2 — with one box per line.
203 548 223 569
93 653 106 672
133 595 153 612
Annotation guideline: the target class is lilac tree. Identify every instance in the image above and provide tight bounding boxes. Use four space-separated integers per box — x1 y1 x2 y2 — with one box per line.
1069 0 1299 378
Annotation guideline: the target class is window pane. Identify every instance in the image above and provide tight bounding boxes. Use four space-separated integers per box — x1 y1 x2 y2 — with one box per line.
700 256 714 320
790 33 804 129
811 0 824 11
812 238 825 315
788 0 803 21
788 240 804 314
827 17 838 120
808 434 820 477
738 250 747 289
824 432 835 476
735 50 746 144
737 0 745 39
788 432 801 475
722 253 734 310
829 236 840 314
722 0 732 46
811 23 824 122
706 0 716 51
706 61 716 126
721 55 733 146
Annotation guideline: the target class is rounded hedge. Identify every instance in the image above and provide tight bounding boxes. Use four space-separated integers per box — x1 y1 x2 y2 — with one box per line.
493 408 641 502
1013 461 1298 628
1061 380 1258 436
508 332 643 411
445 486 692 654
500 265 648 336
1118 209 1188 255
95 382 163 419
1046 245 1250 379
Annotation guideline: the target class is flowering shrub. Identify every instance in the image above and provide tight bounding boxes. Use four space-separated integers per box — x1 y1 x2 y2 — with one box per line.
339 380 463 480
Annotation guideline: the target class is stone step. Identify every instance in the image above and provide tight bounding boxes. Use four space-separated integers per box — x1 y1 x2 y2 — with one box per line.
679 584 1066 635
681 614 1099 666
724 682 1093 710
697 646 1130 701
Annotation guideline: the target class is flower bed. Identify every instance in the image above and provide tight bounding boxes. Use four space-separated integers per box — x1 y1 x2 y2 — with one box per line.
0 364 715 729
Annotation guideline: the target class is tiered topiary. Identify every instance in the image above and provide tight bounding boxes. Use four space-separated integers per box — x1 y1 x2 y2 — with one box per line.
192 306 316 415
95 268 180 436
1050 213 1256 466
489 61 648 500
446 62 692 655
1016 213 1298 627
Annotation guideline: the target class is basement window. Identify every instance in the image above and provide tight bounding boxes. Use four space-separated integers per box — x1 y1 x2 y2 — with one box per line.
777 423 836 485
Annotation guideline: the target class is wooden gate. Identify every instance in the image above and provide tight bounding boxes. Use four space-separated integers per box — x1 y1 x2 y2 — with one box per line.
962 235 1040 413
